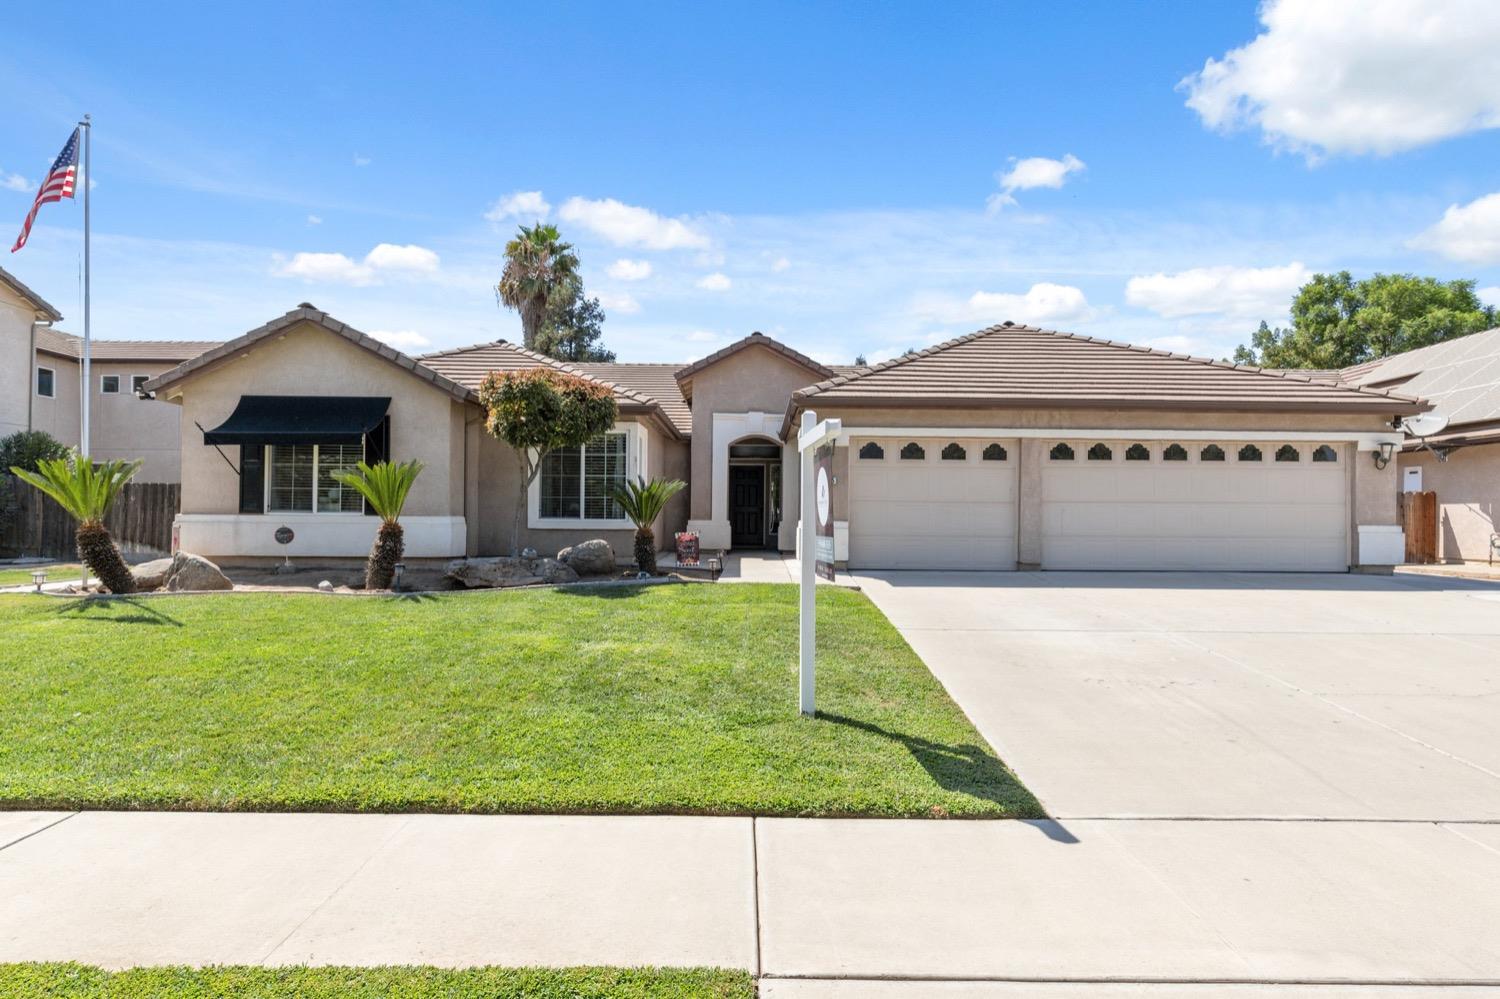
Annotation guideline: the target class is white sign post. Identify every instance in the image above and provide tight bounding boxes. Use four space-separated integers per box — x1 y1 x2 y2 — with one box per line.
797 409 842 717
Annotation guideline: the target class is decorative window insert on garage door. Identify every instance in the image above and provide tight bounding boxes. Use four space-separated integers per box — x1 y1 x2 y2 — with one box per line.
1041 440 1348 571
847 437 1019 570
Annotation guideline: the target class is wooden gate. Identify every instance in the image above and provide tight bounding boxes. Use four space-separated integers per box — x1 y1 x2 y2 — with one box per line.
1400 490 1437 564
0 475 179 560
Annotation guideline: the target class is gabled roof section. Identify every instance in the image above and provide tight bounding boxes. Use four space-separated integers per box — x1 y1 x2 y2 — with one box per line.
1336 327 1500 432
34 326 219 363
420 340 686 439
573 362 691 435
792 322 1429 416
142 306 475 403
673 332 835 393
0 265 63 321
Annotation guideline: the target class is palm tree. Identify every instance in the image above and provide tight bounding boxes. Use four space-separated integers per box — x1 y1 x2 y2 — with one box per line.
11 453 141 593
333 460 424 590
610 477 686 575
498 223 580 350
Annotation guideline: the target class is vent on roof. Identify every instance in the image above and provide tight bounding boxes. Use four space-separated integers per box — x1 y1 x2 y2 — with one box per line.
298 302 317 309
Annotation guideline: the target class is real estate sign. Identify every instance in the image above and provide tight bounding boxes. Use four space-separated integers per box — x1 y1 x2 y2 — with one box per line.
814 443 835 581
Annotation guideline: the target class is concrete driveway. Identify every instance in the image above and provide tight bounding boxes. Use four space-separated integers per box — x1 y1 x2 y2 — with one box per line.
851 570 1500 819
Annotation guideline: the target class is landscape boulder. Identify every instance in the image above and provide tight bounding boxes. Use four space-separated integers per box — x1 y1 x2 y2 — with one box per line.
557 538 615 576
163 551 234 592
129 557 174 591
445 556 579 589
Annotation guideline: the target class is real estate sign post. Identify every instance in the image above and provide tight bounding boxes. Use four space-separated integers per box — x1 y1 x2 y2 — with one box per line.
797 410 841 717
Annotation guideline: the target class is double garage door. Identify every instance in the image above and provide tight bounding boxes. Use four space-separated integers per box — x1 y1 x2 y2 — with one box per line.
847 436 1349 572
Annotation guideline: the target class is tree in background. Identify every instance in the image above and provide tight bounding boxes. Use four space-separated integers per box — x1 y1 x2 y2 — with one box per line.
11 454 141 593
0 430 69 474
535 285 616 362
611 477 686 575
497 223 581 350
1234 272 1497 369
477 369 618 556
334 460 424 590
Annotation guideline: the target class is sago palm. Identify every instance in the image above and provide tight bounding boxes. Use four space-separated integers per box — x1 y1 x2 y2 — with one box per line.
334 460 424 590
11 453 141 594
610 477 685 575
497 223 580 349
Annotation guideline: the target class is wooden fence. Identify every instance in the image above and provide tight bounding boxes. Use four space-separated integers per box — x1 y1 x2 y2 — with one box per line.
0 475 178 560
1400 490 1438 564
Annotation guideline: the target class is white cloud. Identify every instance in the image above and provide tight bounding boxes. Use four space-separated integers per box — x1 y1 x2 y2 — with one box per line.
606 258 653 281
696 272 732 292
369 329 432 352
1409 192 1500 264
274 242 440 285
1479 285 1500 309
1181 0 1500 158
1 171 30 192
353 154 372 167
484 190 550 222
771 256 791 272
596 291 641 315
988 154 1085 211
306 214 322 226
685 330 721 342
557 196 710 250
916 282 1095 326
1125 263 1312 320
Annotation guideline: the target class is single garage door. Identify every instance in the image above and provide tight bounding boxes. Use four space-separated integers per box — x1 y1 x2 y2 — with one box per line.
848 437 1018 570
1041 439 1348 571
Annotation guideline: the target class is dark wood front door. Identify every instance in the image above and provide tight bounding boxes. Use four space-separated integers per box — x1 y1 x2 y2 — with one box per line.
730 465 766 548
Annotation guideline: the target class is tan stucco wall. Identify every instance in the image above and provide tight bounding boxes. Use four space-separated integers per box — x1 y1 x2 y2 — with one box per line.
0 288 37 439
29 353 80 447
1400 443 1498 562
686 346 829 521
168 320 465 517
89 361 187 481
468 418 689 558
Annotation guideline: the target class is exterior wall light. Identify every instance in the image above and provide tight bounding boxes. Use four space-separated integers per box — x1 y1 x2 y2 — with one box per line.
1374 441 1396 469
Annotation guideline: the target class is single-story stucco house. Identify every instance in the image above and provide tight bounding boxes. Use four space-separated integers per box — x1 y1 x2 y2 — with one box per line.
1329 328 1500 564
143 304 1428 571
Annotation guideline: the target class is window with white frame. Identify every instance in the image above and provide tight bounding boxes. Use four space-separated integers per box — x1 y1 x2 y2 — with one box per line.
538 432 628 520
131 375 149 395
100 374 120 394
35 366 54 398
266 443 364 513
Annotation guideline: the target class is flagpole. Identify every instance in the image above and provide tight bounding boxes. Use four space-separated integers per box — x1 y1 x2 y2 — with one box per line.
80 114 91 459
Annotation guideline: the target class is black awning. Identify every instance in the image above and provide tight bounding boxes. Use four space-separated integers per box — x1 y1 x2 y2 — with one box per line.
203 395 391 446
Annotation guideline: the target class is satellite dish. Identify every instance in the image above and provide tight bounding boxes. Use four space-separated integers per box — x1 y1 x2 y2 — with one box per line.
1402 412 1450 438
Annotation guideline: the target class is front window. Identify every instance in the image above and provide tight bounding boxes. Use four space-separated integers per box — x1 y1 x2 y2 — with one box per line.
35 367 54 398
100 375 120 394
540 432 628 520
267 443 364 513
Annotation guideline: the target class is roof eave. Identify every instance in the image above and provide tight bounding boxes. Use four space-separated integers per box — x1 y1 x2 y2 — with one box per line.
787 392 1429 417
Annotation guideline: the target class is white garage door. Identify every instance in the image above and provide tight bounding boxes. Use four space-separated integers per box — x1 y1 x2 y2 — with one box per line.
1041 440 1348 571
848 437 1018 570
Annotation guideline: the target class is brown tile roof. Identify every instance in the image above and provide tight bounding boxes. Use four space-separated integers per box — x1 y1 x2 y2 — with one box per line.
573 363 691 435
143 306 475 403
34 327 220 363
0 265 62 321
420 341 686 438
673 332 835 394
1335 327 1500 432
792 323 1430 416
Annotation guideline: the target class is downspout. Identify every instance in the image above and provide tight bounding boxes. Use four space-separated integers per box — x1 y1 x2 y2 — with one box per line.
27 321 38 432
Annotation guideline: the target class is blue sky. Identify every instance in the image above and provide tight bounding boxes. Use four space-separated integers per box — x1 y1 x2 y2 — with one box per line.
5 0 1500 363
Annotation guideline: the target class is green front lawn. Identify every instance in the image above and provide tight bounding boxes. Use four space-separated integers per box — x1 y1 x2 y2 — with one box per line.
0 964 752 998
0 562 84 587
0 584 1038 817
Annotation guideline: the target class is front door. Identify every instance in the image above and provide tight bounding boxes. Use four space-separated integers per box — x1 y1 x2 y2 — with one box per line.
730 465 766 548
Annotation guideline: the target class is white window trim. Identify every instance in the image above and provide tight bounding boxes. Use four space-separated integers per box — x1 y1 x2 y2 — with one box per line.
264 442 366 516
99 373 121 394
528 422 647 531
131 374 150 396
835 426 1402 452
35 365 55 398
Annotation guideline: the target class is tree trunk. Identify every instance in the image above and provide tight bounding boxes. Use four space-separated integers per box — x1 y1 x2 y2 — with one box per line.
76 521 134 594
521 296 545 350
365 521 404 590
634 527 657 575
511 449 535 556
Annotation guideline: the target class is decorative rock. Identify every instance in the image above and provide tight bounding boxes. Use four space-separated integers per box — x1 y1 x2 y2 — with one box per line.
557 538 615 576
163 551 233 592
317 580 334 592
129 557 174 591
445 556 580 589
521 547 539 559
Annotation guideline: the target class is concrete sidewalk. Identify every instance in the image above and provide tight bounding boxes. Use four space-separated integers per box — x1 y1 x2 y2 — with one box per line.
4 810 1500 989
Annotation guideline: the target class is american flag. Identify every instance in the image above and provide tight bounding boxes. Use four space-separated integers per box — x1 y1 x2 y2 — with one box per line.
11 128 80 253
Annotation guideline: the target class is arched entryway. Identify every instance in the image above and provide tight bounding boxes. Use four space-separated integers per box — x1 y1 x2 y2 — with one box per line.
728 435 783 549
